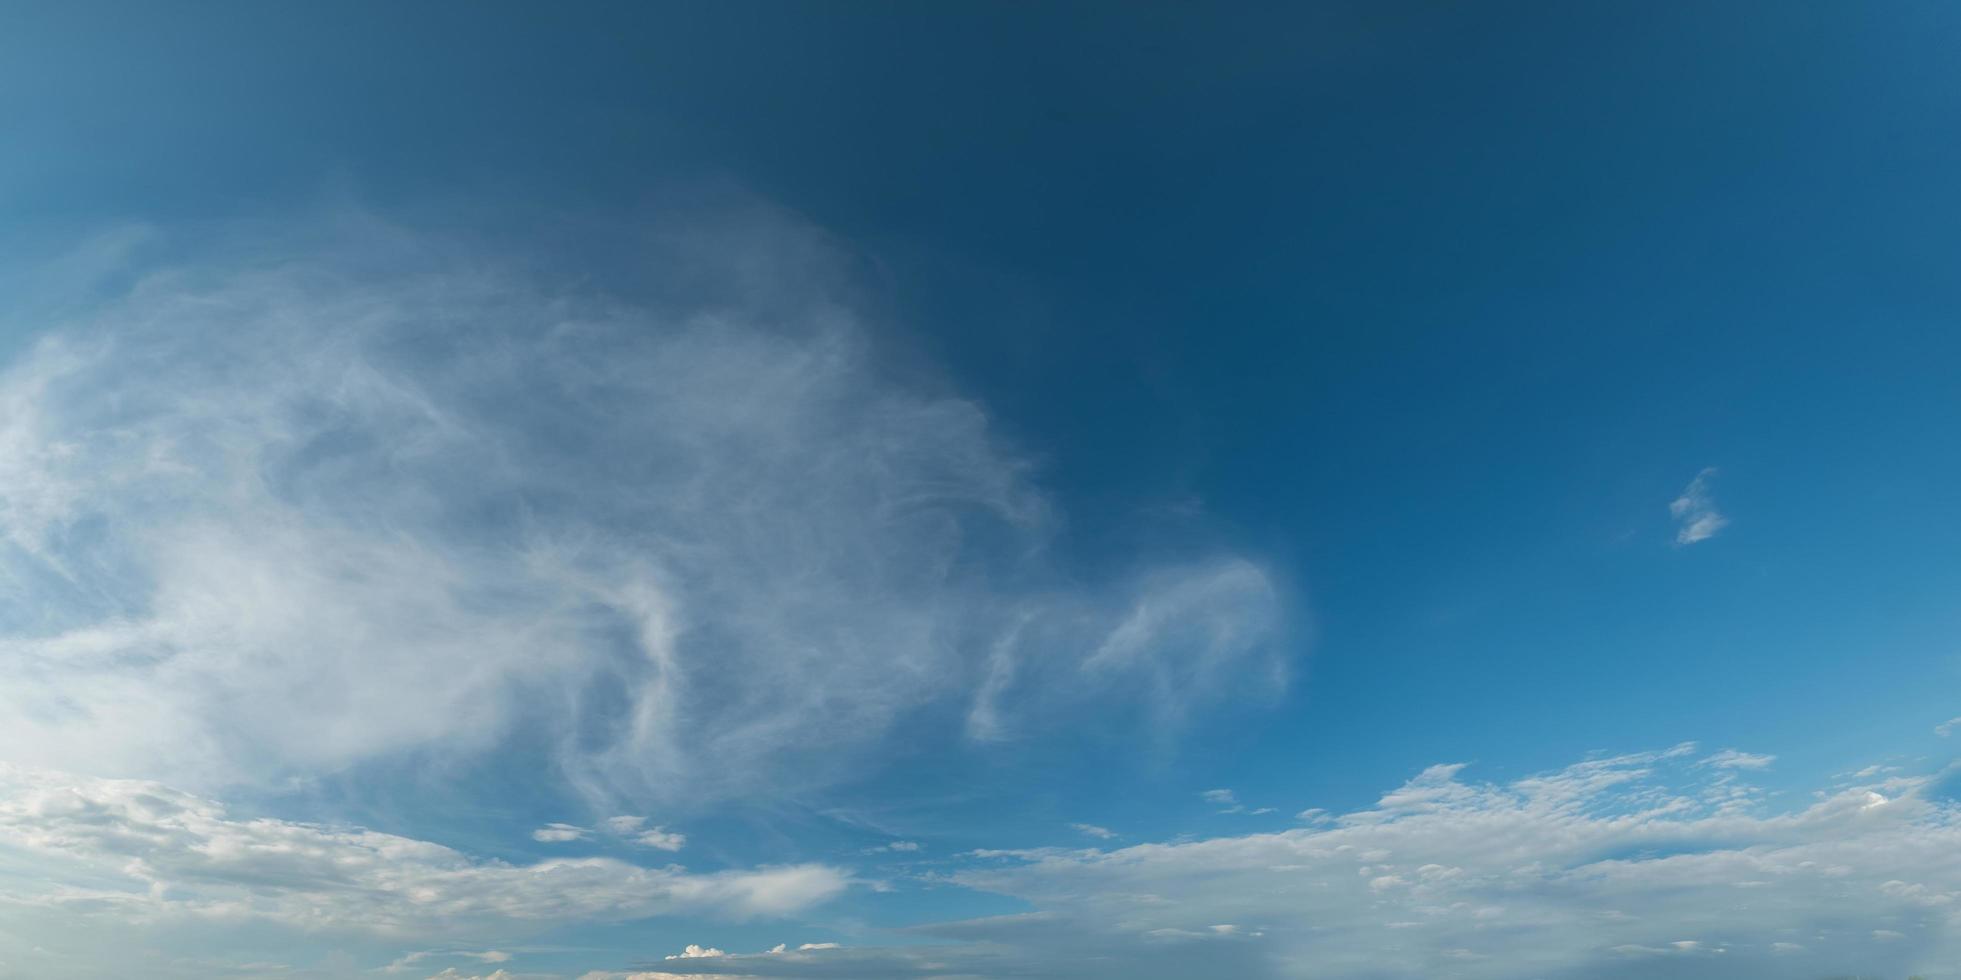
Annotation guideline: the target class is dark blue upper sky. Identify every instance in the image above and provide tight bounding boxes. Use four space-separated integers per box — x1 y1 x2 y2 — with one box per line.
10 0 1960 801
3 5 1960 976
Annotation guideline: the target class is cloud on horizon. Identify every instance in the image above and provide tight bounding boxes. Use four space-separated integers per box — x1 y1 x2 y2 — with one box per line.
580 747 1961 980
0 763 849 939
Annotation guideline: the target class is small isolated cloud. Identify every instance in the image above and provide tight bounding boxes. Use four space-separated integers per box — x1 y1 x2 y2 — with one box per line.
1070 823 1117 840
536 817 683 851
862 840 922 854
1669 468 1728 545
1703 749 1775 770
1938 717 1961 737
633 828 688 852
668 944 727 959
384 950 511 974
1203 789 1269 814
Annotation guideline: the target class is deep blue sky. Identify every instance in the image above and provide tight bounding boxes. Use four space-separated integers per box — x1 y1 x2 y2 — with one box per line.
8 0 1960 827
3 4 1960 978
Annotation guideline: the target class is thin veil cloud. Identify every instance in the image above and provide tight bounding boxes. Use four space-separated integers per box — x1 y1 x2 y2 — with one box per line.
0 210 1285 808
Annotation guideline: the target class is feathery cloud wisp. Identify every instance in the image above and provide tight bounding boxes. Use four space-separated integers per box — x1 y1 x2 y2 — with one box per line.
1669 467 1729 545
0 213 1284 808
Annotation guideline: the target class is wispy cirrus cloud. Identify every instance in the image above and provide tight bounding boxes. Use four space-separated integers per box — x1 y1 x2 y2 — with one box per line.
1200 788 1273 815
1669 468 1729 545
534 816 686 851
0 211 1284 810
383 948 512 974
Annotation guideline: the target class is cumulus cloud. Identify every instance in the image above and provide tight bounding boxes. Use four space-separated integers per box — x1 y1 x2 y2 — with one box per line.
0 211 1284 805
1069 823 1116 840
634 827 688 852
1669 468 1728 545
0 764 848 937
628 748 1961 980
1938 717 1960 737
532 824 589 843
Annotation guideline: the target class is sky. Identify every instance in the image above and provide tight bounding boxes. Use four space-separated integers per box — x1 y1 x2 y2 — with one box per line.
1 2 1960 978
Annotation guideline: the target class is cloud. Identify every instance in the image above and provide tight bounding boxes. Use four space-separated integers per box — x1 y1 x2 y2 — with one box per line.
635 828 689 852
1202 789 1270 815
1669 468 1728 545
1069 823 1117 840
0 211 1283 805
0 764 848 937
1938 717 1961 737
385 950 513 974
1701 748 1775 770
531 817 685 851
624 748 1961 979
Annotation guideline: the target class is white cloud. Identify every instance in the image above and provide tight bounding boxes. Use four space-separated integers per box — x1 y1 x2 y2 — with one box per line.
635 828 688 852
0 764 848 937
1202 789 1270 815
537 816 685 851
1669 467 1729 545
0 213 1283 806
1702 748 1775 770
670 944 728 959
621 748 1961 979
385 950 513 975
1938 717 1961 737
1069 823 1116 840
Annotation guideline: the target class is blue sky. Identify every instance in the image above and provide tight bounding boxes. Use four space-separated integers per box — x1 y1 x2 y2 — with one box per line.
2 3 1960 978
